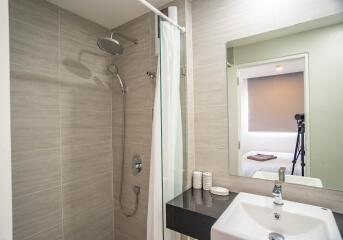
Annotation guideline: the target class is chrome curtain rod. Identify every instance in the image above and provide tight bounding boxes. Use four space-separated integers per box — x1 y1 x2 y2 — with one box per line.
135 0 186 32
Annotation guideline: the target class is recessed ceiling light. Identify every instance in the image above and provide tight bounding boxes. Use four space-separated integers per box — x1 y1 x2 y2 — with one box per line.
276 65 283 71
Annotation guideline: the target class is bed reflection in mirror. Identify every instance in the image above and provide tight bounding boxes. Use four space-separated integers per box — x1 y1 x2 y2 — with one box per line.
227 20 343 191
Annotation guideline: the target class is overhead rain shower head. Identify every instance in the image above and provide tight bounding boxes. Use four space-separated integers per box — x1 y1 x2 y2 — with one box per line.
97 32 137 56
97 37 123 55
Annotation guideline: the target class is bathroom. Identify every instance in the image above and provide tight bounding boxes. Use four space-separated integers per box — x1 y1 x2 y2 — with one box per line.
0 0 343 240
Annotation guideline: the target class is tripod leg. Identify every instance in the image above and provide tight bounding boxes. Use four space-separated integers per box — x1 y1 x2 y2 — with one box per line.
300 126 305 176
292 126 301 175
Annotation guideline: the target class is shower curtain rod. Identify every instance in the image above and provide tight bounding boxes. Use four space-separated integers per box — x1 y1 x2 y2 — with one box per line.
135 0 186 32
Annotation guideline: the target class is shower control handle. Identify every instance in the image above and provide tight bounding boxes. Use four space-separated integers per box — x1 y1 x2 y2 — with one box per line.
132 154 143 175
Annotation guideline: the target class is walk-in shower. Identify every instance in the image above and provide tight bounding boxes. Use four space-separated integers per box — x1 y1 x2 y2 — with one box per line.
97 31 141 217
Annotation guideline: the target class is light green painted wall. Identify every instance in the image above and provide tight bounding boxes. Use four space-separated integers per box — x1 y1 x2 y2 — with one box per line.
228 23 343 190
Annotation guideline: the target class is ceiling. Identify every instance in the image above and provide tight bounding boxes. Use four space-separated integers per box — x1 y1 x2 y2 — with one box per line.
47 0 172 29
239 58 305 79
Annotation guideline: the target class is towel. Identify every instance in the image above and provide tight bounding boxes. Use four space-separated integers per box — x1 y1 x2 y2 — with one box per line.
247 154 277 161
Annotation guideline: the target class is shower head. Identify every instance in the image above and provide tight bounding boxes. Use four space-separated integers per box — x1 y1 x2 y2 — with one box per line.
107 64 126 94
97 32 137 56
97 37 123 55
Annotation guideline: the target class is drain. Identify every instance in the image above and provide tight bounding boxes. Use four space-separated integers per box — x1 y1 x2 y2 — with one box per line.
269 232 285 240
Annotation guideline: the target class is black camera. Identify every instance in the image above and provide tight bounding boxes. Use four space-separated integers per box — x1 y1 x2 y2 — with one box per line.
295 114 305 122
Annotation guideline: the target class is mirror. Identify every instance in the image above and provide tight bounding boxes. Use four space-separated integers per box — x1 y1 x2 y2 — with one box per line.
227 20 343 191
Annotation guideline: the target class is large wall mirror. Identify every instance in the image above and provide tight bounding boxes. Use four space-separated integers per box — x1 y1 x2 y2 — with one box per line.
227 18 343 191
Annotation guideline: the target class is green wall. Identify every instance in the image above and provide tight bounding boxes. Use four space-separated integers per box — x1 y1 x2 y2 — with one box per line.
228 23 343 190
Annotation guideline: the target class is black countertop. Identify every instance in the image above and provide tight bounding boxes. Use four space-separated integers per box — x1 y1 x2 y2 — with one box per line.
166 188 343 240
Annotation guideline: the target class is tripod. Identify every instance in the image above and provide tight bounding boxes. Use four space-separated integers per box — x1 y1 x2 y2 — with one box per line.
291 114 305 176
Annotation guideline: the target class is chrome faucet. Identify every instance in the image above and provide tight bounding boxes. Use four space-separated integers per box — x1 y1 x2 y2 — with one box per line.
272 167 286 205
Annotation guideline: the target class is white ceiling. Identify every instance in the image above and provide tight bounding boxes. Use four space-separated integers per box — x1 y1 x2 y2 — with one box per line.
239 58 305 79
47 0 172 29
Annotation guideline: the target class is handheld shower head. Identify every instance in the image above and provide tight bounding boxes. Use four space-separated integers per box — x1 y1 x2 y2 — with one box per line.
107 64 126 94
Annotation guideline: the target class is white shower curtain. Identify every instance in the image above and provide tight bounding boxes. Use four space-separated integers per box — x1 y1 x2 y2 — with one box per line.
147 20 183 240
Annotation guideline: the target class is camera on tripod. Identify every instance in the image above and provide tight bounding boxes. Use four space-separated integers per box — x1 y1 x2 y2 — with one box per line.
295 113 304 122
291 113 305 176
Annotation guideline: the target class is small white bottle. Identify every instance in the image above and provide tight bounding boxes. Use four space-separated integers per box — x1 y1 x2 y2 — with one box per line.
192 171 203 189
202 172 212 191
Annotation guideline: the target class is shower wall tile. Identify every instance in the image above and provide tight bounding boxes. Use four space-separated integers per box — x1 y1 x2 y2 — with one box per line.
113 143 151 198
60 9 108 48
10 1 114 239
62 172 113 240
125 108 153 146
10 19 58 72
61 110 111 146
13 187 62 240
12 148 61 197
24 224 63 240
11 108 60 152
62 142 112 184
11 0 58 32
10 64 59 110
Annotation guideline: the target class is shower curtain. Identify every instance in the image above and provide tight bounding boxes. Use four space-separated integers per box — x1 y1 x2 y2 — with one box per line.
147 20 183 240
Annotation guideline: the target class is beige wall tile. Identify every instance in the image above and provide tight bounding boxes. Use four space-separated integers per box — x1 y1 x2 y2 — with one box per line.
10 19 58 72
11 0 58 31
12 148 61 197
195 147 228 175
60 9 108 48
62 142 112 184
194 105 228 149
125 108 153 146
62 172 113 240
10 64 59 110
11 109 60 152
61 110 111 146
25 225 63 240
13 187 62 240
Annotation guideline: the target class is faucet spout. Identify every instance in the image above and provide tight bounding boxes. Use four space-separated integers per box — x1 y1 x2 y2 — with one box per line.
273 167 286 205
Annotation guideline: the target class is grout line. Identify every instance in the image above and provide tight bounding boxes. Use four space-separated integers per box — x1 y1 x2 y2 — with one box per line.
20 223 62 240
57 8 65 239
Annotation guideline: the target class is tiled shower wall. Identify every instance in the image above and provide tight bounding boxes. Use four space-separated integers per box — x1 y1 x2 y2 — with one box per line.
111 12 156 240
111 1 187 239
10 0 114 239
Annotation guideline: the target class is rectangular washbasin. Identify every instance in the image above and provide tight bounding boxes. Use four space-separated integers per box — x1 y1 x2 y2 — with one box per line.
211 192 341 240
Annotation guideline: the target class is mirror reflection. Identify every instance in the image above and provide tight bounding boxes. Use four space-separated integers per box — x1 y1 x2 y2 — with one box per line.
227 21 343 191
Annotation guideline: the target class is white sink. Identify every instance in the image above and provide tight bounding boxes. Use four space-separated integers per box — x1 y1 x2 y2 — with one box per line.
252 171 323 188
211 192 341 240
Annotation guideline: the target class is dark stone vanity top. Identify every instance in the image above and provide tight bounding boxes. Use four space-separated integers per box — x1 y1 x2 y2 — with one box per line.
166 188 343 240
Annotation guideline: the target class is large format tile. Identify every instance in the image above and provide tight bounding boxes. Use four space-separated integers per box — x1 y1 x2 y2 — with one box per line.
62 142 112 184
61 110 111 146
113 143 150 197
62 172 113 240
113 108 153 147
10 20 58 72
194 105 228 149
12 148 61 197
11 109 60 152
195 146 229 176
10 63 59 110
25 224 63 240
11 0 58 32
60 9 109 48
125 108 153 146
13 187 62 240
112 73 154 111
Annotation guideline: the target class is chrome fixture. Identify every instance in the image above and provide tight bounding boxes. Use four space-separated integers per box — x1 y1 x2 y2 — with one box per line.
97 34 140 217
97 31 137 55
132 154 143 175
272 167 286 205
146 71 156 79
269 232 285 240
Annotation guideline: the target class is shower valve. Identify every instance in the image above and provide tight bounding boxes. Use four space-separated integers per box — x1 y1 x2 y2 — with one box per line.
132 154 143 175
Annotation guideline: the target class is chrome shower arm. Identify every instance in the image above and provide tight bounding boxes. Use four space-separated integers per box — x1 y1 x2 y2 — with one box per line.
110 32 138 45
